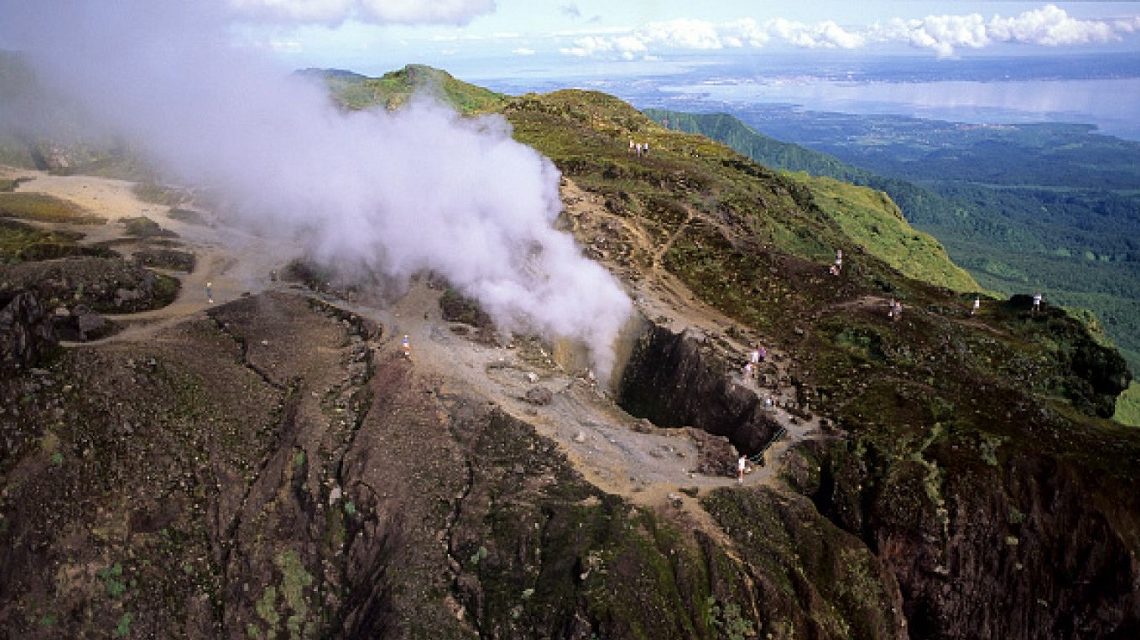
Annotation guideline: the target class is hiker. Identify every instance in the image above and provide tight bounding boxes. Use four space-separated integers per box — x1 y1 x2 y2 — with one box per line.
628 139 635 154
635 142 643 157
205 281 213 304
750 347 761 365
643 142 650 156
743 361 754 379
757 345 767 361
887 298 896 319
737 454 747 483
1032 292 1042 313
971 296 980 316
892 300 903 321
401 334 411 360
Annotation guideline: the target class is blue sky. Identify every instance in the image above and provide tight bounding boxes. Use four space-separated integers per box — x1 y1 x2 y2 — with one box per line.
227 1 1140 77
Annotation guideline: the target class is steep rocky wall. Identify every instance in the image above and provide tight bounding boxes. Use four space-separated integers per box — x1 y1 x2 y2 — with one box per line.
0 291 927 639
616 322 781 454
786 437 1140 639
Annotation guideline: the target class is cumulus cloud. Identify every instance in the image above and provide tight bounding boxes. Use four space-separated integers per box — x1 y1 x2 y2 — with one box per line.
229 0 495 25
875 4 1127 56
558 4 1137 60
988 4 1116 46
560 15 866 60
0 0 632 380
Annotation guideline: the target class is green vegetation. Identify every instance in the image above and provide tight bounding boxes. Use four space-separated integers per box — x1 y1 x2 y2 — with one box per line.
0 192 105 224
132 182 191 207
707 597 755 640
112 613 132 638
784 173 977 291
255 585 280 633
275 550 313 638
98 562 126 598
505 89 974 337
122 215 177 238
0 219 84 262
305 64 508 115
649 107 1140 418
1115 383 1140 427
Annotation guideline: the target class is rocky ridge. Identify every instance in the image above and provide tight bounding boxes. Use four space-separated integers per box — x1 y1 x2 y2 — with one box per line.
0 77 1137 639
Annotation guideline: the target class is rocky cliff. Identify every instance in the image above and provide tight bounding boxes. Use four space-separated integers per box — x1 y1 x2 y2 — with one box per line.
0 74 1137 639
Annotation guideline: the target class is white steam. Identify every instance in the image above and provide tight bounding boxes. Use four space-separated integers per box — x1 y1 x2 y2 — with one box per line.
0 0 632 380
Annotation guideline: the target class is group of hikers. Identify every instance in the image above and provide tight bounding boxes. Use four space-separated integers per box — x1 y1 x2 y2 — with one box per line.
741 343 767 379
628 139 650 157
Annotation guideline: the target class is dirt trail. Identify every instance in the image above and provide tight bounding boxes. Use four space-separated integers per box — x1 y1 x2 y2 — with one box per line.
7 169 824 513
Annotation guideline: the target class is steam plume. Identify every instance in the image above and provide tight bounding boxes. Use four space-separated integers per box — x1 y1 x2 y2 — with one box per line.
0 0 632 381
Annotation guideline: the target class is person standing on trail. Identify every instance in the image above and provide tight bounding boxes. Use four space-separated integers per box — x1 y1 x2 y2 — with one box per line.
971 296 980 316
1032 292 1042 313
401 334 411 360
205 281 213 304
737 454 747 483
743 361 754 379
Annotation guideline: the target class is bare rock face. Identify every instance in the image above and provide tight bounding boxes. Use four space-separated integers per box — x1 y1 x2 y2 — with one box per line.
785 435 1140 639
0 290 56 371
616 323 782 454
686 427 739 478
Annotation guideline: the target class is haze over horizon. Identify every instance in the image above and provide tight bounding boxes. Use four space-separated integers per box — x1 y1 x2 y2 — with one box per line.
3 2 1139 136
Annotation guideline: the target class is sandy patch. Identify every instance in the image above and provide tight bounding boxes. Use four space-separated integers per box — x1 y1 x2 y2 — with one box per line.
2 167 166 222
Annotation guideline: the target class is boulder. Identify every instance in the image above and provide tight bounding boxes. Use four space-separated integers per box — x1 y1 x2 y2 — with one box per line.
523 386 553 406
0 291 57 372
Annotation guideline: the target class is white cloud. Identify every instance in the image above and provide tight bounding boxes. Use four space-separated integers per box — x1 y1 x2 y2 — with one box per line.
876 4 1133 57
877 14 990 58
512 47 535 55
557 16 862 61
766 18 864 49
558 4 1138 60
641 19 724 50
560 35 615 57
229 0 496 25
988 4 1115 46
